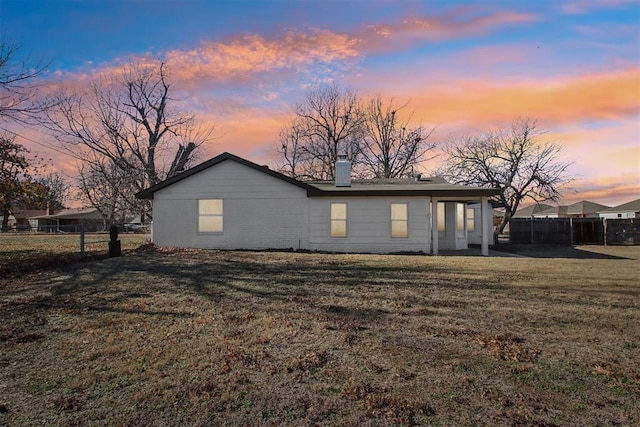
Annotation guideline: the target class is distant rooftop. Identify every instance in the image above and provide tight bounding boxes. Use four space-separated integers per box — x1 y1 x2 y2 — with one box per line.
599 198 640 213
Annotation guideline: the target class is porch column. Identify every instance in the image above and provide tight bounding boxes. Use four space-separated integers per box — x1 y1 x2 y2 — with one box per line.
481 196 489 256
431 198 439 255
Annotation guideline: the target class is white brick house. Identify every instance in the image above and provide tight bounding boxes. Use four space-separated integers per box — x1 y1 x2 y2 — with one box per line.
136 152 498 255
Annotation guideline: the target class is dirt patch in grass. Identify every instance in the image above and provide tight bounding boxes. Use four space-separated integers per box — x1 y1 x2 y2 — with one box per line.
1 245 638 426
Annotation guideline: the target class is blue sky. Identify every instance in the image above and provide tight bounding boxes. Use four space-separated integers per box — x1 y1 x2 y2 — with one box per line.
1 0 639 206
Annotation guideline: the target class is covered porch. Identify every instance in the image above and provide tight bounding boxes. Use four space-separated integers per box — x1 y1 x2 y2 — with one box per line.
430 196 493 256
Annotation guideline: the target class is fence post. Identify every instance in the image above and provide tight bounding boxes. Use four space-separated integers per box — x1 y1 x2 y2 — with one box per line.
570 217 574 245
80 223 85 258
109 224 121 257
530 217 534 244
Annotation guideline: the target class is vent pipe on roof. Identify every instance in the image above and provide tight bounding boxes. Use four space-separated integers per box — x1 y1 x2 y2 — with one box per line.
335 155 351 187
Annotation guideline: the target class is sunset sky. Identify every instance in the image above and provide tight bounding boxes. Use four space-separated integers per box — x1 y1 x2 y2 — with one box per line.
2 0 639 207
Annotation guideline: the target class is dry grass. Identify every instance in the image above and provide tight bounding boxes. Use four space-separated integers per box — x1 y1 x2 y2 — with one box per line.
0 233 150 275
1 245 638 426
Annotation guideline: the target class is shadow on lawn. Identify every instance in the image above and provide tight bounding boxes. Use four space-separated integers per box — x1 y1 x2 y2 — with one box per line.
3 248 503 323
489 244 636 260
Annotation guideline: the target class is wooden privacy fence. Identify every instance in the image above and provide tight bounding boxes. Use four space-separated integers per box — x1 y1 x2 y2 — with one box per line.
509 218 638 245
605 218 640 245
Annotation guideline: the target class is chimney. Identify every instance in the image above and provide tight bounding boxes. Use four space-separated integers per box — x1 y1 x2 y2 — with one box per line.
335 155 351 187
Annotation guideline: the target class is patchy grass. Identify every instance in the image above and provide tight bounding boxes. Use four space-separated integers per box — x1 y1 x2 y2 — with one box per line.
0 233 150 275
0 245 638 426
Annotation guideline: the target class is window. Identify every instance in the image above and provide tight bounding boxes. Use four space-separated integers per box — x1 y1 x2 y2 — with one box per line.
466 208 475 232
391 203 408 238
330 203 347 237
198 199 223 233
437 202 445 232
457 203 465 235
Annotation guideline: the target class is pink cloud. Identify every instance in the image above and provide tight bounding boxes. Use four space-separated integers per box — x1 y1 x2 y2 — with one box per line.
562 174 640 207
562 0 638 14
399 67 640 131
358 9 537 53
164 30 361 89
57 8 537 91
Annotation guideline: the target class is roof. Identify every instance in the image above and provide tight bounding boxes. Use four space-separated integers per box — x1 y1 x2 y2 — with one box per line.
10 209 48 219
135 152 499 200
599 198 640 213
307 179 497 197
30 207 102 220
566 200 609 216
136 152 318 199
533 205 569 217
512 203 554 218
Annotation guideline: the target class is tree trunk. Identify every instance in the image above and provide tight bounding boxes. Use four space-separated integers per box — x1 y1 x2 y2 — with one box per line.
494 216 510 245
1 203 11 232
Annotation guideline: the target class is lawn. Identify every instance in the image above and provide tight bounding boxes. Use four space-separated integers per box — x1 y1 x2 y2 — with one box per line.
0 233 151 275
1 245 638 426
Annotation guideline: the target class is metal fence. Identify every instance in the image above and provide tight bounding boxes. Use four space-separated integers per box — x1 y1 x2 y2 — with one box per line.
1 223 151 258
509 218 637 245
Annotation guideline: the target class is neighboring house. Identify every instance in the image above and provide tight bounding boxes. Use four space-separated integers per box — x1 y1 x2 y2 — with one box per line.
6 209 48 230
136 152 499 255
29 208 105 232
512 203 554 219
532 205 569 218
598 199 640 219
516 200 609 219
566 200 609 218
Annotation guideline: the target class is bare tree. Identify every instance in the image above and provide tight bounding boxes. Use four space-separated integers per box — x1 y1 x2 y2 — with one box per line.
20 172 69 212
361 96 435 178
438 118 572 241
277 123 306 178
0 41 50 124
276 82 365 180
44 60 213 220
76 155 140 224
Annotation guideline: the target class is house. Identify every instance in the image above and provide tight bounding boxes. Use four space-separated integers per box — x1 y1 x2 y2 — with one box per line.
598 199 640 219
566 200 609 218
531 201 609 218
29 208 105 232
135 152 499 255
465 202 503 245
512 203 554 218
532 205 569 218
5 209 48 230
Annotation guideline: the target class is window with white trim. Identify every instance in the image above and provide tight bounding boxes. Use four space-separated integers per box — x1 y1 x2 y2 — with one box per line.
330 203 347 237
466 207 475 232
198 199 223 233
437 202 445 232
457 203 465 236
391 203 408 238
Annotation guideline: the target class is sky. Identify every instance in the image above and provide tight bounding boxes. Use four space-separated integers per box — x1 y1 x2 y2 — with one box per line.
1 0 639 207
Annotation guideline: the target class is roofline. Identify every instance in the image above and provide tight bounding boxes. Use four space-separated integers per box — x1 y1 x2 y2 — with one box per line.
135 152 499 200
308 189 499 198
135 152 320 199
597 198 640 212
